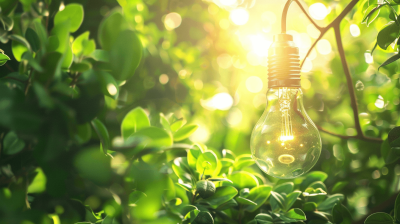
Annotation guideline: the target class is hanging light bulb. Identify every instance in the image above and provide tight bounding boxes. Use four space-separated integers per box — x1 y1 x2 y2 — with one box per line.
250 33 322 179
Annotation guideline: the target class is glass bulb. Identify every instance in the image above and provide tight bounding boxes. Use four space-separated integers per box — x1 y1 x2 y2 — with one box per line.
251 87 321 179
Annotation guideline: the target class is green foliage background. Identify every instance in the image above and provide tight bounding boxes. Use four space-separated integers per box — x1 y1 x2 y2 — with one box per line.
0 0 400 223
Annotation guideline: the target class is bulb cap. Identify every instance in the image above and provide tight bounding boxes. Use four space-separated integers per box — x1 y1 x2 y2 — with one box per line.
268 34 301 88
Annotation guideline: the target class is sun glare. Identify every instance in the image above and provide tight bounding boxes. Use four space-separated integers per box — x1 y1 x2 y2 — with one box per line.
230 8 249 25
309 3 328 20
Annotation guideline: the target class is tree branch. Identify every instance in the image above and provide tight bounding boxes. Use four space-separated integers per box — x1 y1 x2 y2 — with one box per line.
293 0 322 31
297 0 382 143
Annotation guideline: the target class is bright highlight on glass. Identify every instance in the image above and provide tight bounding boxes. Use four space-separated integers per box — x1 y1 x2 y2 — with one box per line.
164 12 182 30
309 3 328 20
230 8 249 25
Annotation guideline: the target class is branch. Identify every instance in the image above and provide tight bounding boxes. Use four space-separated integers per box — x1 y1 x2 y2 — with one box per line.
296 0 382 142
293 0 322 31
317 125 383 142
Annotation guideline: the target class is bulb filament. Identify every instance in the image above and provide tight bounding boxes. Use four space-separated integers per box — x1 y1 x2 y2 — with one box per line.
279 87 294 142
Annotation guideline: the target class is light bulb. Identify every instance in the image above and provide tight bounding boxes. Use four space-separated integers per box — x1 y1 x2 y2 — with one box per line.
250 34 322 179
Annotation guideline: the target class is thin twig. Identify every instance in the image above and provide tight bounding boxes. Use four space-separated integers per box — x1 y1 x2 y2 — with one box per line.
295 0 382 142
24 68 33 95
293 0 322 31
5 63 14 72
3 77 27 83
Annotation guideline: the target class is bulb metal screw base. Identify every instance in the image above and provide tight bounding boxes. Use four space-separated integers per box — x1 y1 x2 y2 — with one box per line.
268 34 301 88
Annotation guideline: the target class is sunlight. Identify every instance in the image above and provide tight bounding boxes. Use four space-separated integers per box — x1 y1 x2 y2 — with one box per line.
230 8 249 25
202 93 234 110
220 0 237 6
249 34 272 57
309 3 328 20
107 83 117 96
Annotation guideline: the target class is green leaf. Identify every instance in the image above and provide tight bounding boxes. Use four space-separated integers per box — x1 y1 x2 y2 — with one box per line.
75 123 92 144
377 22 400 50
234 154 254 170
215 199 238 210
196 151 218 175
226 171 258 189
208 178 232 183
109 29 143 80
54 3 84 33
381 139 400 164
91 118 110 154
300 171 328 191
33 82 54 108
332 203 352 224
378 54 400 70
222 149 236 160
236 196 257 205
159 113 170 132
129 191 146 205
308 181 327 192
244 185 272 212
285 208 306 220
362 5 382 27
171 119 185 132
270 191 285 212
173 124 198 141
204 186 238 209
102 216 117 224
303 202 317 212
3 131 25 155
388 127 400 147
72 31 96 57
27 167 47 193
194 211 214 224
185 209 200 223
274 182 294 194
331 181 348 194
25 28 40 52
0 52 10 66
90 49 109 62
395 193 400 221
176 182 192 192
196 180 216 199
70 61 92 73
74 147 112 186
131 127 173 147
98 10 129 51
365 213 394 224
188 148 202 169
121 107 150 139
318 194 344 211
255 213 273 223
11 35 30 61
284 191 301 212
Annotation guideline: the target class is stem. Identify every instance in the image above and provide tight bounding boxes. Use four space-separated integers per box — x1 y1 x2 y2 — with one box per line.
24 68 33 95
5 63 14 72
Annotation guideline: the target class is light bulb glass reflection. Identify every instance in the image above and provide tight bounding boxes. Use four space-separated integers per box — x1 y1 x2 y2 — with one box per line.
251 87 321 179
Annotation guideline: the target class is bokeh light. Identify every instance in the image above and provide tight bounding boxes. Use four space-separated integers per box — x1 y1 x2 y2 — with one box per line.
107 84 117 96
350 24 360 37
309 3 328 20
246 76 263 93
164 12 182 30
217 53 233 68
249 35 272 57
159 74 169 84
316 39 332 55
230 8 249 25
202 93 234 110
226 108 243 126
364 51 373 64
220 0 237 6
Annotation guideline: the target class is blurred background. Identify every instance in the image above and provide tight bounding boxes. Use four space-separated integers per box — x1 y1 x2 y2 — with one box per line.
1 0 400 221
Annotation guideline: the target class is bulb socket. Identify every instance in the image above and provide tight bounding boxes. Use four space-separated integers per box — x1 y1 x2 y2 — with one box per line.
268 34 301 88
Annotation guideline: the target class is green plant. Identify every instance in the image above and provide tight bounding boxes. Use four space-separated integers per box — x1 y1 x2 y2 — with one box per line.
1 0 400 223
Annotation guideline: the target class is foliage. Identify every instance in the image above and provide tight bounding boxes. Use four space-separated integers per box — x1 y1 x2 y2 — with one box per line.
0 0 399 224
